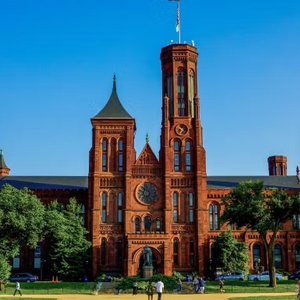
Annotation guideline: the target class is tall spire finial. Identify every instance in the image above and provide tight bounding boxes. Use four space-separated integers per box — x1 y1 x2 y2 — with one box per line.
297 166 300 183
146 133 149 144
113 74 117 92
168 0 181 44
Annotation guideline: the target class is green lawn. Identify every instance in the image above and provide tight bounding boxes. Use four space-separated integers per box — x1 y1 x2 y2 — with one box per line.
229 296 295 300
0 280 298 295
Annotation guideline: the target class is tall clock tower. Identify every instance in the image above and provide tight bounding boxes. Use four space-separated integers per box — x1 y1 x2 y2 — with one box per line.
159 44 208 275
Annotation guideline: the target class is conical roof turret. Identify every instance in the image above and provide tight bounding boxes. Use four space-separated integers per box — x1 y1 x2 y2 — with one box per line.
93 75 133 119
0 149 10 176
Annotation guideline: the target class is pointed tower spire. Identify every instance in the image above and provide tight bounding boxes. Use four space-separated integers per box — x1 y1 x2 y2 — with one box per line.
0 149 10 176
93 75 133 119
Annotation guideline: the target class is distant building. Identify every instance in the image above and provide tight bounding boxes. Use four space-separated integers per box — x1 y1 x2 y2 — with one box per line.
1 43 299 279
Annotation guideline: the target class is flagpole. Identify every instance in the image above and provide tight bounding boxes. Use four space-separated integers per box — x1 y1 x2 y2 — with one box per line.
178 1 181 44
168 0 181 44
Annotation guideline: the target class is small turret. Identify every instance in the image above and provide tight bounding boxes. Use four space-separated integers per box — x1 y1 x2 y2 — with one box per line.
268 155 287 176
0 149 10 176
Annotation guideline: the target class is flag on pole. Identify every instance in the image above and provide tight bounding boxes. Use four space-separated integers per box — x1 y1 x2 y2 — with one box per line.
176 3 180 32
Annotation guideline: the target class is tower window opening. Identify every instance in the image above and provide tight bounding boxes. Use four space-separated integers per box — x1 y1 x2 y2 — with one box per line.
117 192 123 223
189 192 194 223
118 139 124 172
189 71 195 118
173 192 179 223
209 204 219 230
167 73 174 117
174 239 179 266
174 140 181 172
185 141 192 171
102 138 108 172
101 239 106 265
102 192 107 223
177 70 186 116
135 217 141 233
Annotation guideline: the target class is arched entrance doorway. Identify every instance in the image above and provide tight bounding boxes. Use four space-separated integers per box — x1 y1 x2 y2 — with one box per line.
133 247 163 276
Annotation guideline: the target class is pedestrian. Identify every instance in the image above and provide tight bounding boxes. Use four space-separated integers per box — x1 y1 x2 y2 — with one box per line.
198 277 205 294
146 281 155 300
132 281 138 295
219 279 225 293
155 280 164 300
13 281 22 296
176 278 182 293
192 276 199 293
94 281 102 295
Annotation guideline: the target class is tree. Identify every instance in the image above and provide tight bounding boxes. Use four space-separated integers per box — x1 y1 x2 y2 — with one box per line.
44 198 91 281
221 181 300 287
211 231 248 275
0 184 45 281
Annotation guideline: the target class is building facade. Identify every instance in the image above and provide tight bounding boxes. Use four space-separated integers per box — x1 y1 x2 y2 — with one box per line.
1 43 300 279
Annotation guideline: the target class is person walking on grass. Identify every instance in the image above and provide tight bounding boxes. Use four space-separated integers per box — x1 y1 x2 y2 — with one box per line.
146 281 155 300
219 279 225 293
155 280 164 300
13 281 22 296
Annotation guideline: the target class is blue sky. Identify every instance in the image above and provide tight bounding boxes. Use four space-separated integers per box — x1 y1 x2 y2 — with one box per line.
0 0 299 176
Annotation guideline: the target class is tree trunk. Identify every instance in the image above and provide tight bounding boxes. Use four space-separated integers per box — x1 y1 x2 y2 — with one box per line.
267 242 276 287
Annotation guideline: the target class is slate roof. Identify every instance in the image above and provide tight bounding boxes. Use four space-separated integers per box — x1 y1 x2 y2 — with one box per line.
1 175 299 191
0 176 88 190
93 75 133 119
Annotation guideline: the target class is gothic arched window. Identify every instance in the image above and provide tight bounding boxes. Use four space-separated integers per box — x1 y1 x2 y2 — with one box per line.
209 204 219 230
293 214 300 229
274 244 283 269
117 193 123 224
185 141 192 171
174 140 181 172
156 218 161 232
189 192 194 223
101 238 106 265
189 71 195 118
144 216 152 232
117 239 123 267
118 139 124 172
253 244 261 269
102 192 107 223
173 192 179 223
174 239 179 266
135 217 141 233
190 239 195 267
177 69 186 116
102 138 108 172
34 246 41 269
296 244 300 269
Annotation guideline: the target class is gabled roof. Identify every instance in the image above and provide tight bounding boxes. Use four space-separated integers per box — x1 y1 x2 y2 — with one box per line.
0 150 9 169
135 143 159 165
93 75 133 119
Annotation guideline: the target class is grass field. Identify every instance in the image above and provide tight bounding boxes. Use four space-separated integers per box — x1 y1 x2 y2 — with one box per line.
0 280 298 295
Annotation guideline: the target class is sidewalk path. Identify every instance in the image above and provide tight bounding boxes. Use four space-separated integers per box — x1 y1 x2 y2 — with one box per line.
0 292 295 300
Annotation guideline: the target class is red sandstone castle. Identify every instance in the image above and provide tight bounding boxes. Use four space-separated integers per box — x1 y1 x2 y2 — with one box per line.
1 43 300 279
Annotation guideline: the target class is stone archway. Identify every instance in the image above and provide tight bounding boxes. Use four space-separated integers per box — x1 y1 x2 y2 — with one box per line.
132 246 163 276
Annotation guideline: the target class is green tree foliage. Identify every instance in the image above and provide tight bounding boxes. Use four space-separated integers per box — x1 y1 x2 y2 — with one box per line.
211 231 249 274
44 198 91 281
222 181 300 287
0 184 45 281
